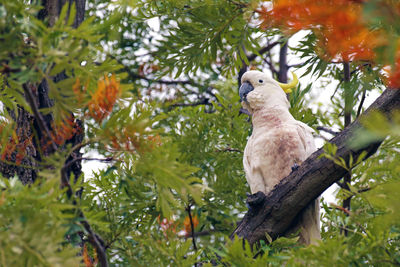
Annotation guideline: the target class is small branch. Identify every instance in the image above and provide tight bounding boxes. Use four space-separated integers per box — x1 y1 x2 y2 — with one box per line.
356 89 367 118
186 204 198 251
330 203 352 216
350 63 372 77
60 158 109 267
316 126 339 136
109 54 198 87
288 63 305 68
62 157 114 172
358 187 371 193
264 43 279 77
247 41 279 62
79 210 108 267
168 99 211 108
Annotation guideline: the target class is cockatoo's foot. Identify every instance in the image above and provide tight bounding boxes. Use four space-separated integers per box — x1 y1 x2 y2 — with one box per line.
291 163 300 172
239 108 251 116
246 191 266 207
246 192 266 215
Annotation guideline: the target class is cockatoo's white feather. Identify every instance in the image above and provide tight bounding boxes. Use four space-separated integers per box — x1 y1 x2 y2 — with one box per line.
240 70 320 245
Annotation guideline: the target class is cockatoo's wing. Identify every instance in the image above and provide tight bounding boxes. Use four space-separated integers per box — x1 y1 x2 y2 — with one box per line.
244 123 314 194
294 121 316 157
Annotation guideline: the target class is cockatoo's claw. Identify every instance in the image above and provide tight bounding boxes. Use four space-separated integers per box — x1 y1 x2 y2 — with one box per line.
246 191 266 207
239 108 251 116
291 163 300 172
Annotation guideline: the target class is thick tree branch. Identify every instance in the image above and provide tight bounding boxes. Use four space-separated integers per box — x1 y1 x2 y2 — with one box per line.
230 88 400 245
22 83 58 152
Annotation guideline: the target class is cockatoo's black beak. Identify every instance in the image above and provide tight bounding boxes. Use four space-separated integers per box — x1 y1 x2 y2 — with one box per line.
239 81 254 102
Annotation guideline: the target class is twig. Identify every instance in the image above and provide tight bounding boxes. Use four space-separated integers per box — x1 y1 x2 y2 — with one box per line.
316 126 339 136
109 54 198 86
186 204 197 251
357 187 371 193
169 99 211 108
247 41 280 62
288 63 305 68
62 157 114 172
330 203 352 216
60 159 109 267
185 230 216 238
264 43 279 77
356 88 367 118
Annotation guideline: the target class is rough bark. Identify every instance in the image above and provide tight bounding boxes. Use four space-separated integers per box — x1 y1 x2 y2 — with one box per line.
230 88 400 245
0 0 86 184
278 42 288 83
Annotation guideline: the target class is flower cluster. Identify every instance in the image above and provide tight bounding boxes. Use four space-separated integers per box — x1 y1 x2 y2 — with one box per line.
387 50 400 88
1 134 33 165
40 115 81 153
258 0 381 61
88 74 121 123
183 215 199 237
157 215 199 238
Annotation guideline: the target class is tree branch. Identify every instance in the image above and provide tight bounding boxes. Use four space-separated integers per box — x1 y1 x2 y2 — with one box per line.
342 61 352 235
356 88 367 118
316 126 339 136
109 54 197 86
22 83 58 152
168 98 211 108
247 41 280 62
60 159 109 267
230 88 400 245
186 204 198 251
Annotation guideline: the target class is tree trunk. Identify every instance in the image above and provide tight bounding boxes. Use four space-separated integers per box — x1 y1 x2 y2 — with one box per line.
231 88 400 245
0 0 86 184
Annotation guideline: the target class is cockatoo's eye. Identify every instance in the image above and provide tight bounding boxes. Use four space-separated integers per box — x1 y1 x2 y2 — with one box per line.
258 79 263 83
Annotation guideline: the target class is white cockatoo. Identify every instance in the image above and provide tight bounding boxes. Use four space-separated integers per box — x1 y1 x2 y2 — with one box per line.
239 70 320 245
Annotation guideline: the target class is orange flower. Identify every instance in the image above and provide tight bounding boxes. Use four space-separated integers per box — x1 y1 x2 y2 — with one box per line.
157 216 178 238
258 0 380 61
40 115 81 153
387 54 400 88
53 115 80 145
83 243 94 267
88 74 121 122
183 215 199 236
72 78 89 104
0 129 33 165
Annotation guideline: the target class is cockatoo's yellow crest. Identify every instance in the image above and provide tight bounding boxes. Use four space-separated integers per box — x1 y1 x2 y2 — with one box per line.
277 72 298 93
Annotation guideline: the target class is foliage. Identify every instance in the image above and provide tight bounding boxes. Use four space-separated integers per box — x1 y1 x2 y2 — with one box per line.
0 0 400 266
